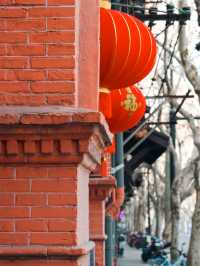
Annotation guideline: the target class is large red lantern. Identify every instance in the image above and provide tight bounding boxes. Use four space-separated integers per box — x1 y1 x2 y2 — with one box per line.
99 86 146 133
100 8 157 89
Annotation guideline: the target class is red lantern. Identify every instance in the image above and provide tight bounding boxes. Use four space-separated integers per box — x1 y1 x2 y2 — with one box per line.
99 86 146 133
100 8 157 89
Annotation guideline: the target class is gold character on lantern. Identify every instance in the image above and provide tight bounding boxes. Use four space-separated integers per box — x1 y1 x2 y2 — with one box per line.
121 87 139 114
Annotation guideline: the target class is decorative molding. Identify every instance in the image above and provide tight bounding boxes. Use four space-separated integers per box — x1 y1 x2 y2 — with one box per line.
0 122 110 166
89 176 116 201
90 234 107 241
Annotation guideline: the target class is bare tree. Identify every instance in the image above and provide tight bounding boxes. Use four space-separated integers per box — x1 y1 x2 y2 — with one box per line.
178 0 200 263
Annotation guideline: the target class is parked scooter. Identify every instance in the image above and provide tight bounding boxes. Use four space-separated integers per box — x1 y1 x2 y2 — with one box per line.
141 237 171 263
127 231 147 248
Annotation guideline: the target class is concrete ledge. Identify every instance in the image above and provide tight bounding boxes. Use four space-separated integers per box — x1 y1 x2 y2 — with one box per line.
0 242 95 259
0 107 112 147
90 234 107 241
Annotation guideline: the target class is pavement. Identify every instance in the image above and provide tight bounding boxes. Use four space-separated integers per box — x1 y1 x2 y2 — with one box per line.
118 245 146 266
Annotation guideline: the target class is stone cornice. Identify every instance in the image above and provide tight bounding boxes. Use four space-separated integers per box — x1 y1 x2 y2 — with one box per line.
0 107 112 146
0 117 111 167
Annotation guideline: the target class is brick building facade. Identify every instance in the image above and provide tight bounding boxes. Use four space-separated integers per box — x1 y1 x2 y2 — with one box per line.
0 1 114 266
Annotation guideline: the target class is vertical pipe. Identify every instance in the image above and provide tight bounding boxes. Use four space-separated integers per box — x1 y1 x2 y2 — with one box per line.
105 133 124 266
115 133 124 188
105 216 113 266
105 152 115 266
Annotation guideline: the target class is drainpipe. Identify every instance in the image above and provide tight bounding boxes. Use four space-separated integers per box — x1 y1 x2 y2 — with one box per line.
105 154 115 266
105 133 125 266
105 215 113 266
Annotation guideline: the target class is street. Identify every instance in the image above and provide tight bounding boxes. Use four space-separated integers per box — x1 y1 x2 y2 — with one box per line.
118 245 146 266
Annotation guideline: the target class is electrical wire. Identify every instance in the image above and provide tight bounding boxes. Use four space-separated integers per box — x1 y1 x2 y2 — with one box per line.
155 23 172 37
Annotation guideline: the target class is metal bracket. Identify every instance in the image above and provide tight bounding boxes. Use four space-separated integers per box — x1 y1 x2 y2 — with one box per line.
111 163 124 174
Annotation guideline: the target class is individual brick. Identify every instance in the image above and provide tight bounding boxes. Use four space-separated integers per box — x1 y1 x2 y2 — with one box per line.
31 57 74 68
6 18 45 31
47 95 74 105
0 220 14 232
0 8 26 18
0 167 15 179
0 57 28 68
15 219 47 232
0 180 29 192
16 167 48 179
0 207 29 218
48 44 74 56
28 7 75 17
31 207 76 218
0 233 28 245
30 232 76 245
0 194 14 205
15 0 45 5
31 81 74 93
48 219 76 232
48 69 74 80
16 194 46 206
47 18 74 30
47 167 77 178
30 31 74 43
31 180 76 193
47 194 76 206
5 95 46 106
7 45 45 56
0 32 26 43
0 82 29 93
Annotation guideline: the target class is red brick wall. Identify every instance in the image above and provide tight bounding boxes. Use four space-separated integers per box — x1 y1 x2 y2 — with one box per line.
90 201 105 236
0 260 78 266
0 121 112 266
0 165 78 246
0 0 99 110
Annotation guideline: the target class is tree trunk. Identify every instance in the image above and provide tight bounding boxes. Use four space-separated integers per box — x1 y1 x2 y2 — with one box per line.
126 199 135 232
162 219 171 242
188 163 200 266
163 151 172 241
133 193 139 232
134 183 146 233
187 189 200 265
171 187 181 262
155 204 163 238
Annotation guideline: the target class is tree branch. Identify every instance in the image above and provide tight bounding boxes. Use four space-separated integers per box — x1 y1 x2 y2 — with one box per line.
178 1 200 102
